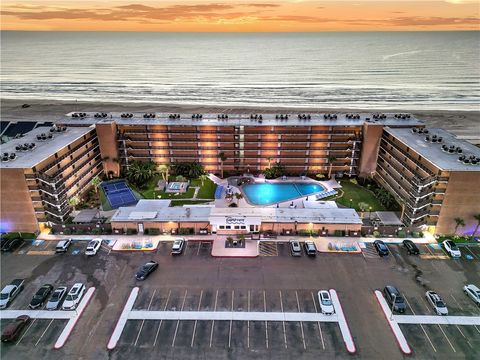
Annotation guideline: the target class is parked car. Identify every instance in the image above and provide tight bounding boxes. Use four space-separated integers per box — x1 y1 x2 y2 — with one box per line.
171 239 185 255
46 286 68 310
426 291 448 315
1 238 23 252
85 238 102 256
383 286 406 313
55 239 72 253
1 315 31 342
304 241 317 256
402 240 420 255
0 279 24 309
373 240 389 257
62 283 86 310
318 290 335 315
289 240 302 257
442 240 461 258
135 261 159 280
463 284 480 306
29 284 53 309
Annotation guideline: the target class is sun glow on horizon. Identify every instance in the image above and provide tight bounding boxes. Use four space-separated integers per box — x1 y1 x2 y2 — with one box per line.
1 1 479 31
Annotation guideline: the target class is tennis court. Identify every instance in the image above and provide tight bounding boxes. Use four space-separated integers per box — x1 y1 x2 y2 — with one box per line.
101 180 138 209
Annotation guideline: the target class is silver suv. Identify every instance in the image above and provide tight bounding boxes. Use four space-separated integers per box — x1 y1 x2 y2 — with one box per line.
289 240 301 256
304 241 317 256
426 291 448 315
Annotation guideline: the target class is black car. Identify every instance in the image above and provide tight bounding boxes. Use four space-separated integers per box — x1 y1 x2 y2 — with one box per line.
1 238 23 252
383 286 406 313
403 240 420 255
135 261 158 281
29 284 53 309
373 240 389 257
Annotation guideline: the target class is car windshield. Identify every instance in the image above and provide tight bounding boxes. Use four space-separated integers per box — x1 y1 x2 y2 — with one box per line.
378 243 387 250
322 299 332 306
0 293 8 300
395 296 404 303
436 301 445 307
51 292 60 301
447 241 457 249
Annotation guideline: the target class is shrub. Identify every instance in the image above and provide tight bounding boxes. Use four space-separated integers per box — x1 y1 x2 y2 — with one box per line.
397 230 406 238
334 230 343 237
178 228 194 235
75 229 84 235
63 228 72 235
91 228 101 235
373 231 380 237
126 228 137 235
147 228 160 235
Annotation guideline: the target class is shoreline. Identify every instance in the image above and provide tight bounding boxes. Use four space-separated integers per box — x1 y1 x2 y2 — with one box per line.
1 98 479 143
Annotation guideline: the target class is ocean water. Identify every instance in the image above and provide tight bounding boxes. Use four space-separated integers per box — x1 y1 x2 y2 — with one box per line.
1 31 479 110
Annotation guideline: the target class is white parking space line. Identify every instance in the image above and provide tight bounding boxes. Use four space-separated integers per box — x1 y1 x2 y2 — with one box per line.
209 290 218 348
463 246 478 259
191 290 203 347
449 293 475 343
228 290 234 348
196 242 201 256
16 319 37 345
247 290 250 348
153 289 171 347
171 289 188 347
311 291 325 350
107 287 138 350
134 289 156 346
295 291 306 350
403 295 436 352
264 290 268 349
35 319 54 346
437 324 456 352
279 291 287 349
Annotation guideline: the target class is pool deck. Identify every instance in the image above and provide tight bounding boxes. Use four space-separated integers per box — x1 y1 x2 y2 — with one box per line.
208 174 339 209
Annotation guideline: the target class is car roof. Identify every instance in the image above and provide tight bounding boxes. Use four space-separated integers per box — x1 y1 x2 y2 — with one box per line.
467 284 480 291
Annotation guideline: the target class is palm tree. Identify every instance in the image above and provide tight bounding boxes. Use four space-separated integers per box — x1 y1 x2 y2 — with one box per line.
126 160 158 186
358 202 369 218
199 174 208 186
91 176 101 194
158 164 171 181
454 217 465 235
327 154 336 179
217 152 227 178
472 214 480 238
68 196 80 211
235 192 244 204
267 157 273 168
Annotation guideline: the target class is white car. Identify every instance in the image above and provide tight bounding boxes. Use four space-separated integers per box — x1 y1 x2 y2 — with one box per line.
85 238 102 256
62 283 86 310
318 290 335 315
442 240 461 258
463 284 480 306
426 291 448 315
171 239 185 255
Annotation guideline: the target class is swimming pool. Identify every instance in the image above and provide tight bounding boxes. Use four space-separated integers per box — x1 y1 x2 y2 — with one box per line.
242 182 325 205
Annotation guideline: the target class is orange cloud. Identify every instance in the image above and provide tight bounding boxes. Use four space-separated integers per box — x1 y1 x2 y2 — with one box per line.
1 1 479 31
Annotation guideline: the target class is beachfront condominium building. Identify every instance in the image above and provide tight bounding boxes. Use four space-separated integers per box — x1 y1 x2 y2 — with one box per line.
1 111 479 235
0 126 101 232
375 127 480 235
63 112 423 179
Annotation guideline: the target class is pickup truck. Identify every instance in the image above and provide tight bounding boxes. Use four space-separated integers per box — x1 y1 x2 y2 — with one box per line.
0 279 25 309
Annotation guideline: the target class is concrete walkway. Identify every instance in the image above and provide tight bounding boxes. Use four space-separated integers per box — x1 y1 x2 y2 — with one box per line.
211 238 258 257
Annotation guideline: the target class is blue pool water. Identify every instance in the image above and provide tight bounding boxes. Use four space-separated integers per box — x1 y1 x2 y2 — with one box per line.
242 182 325 205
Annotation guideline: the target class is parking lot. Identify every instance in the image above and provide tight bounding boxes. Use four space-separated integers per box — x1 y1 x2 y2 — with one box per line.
1 237 479 359
111 287 346 358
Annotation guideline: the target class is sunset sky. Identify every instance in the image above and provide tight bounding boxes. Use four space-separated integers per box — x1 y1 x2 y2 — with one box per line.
1 1 479 31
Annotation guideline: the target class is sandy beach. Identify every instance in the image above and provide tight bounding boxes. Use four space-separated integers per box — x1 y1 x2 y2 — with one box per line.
1 98 479 144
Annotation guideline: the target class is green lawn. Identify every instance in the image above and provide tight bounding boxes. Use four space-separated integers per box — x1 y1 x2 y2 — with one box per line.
333 180 386 211
129 175 216 201
170 200 214 207
99 187 112 211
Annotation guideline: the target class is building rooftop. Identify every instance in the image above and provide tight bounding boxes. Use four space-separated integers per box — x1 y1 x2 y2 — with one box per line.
0 126 94 169
61 112 424 128
385 127 480 172
111 200 362 225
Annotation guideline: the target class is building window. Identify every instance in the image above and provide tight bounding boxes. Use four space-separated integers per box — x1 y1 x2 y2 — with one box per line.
241 226 246 229
219 226 225 229
234 226 240 229
250 225 255 232
55 154 58 159
226 225 231 229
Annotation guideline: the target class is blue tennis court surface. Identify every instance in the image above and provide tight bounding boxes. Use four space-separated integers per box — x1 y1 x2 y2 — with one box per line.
101 180 138 209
